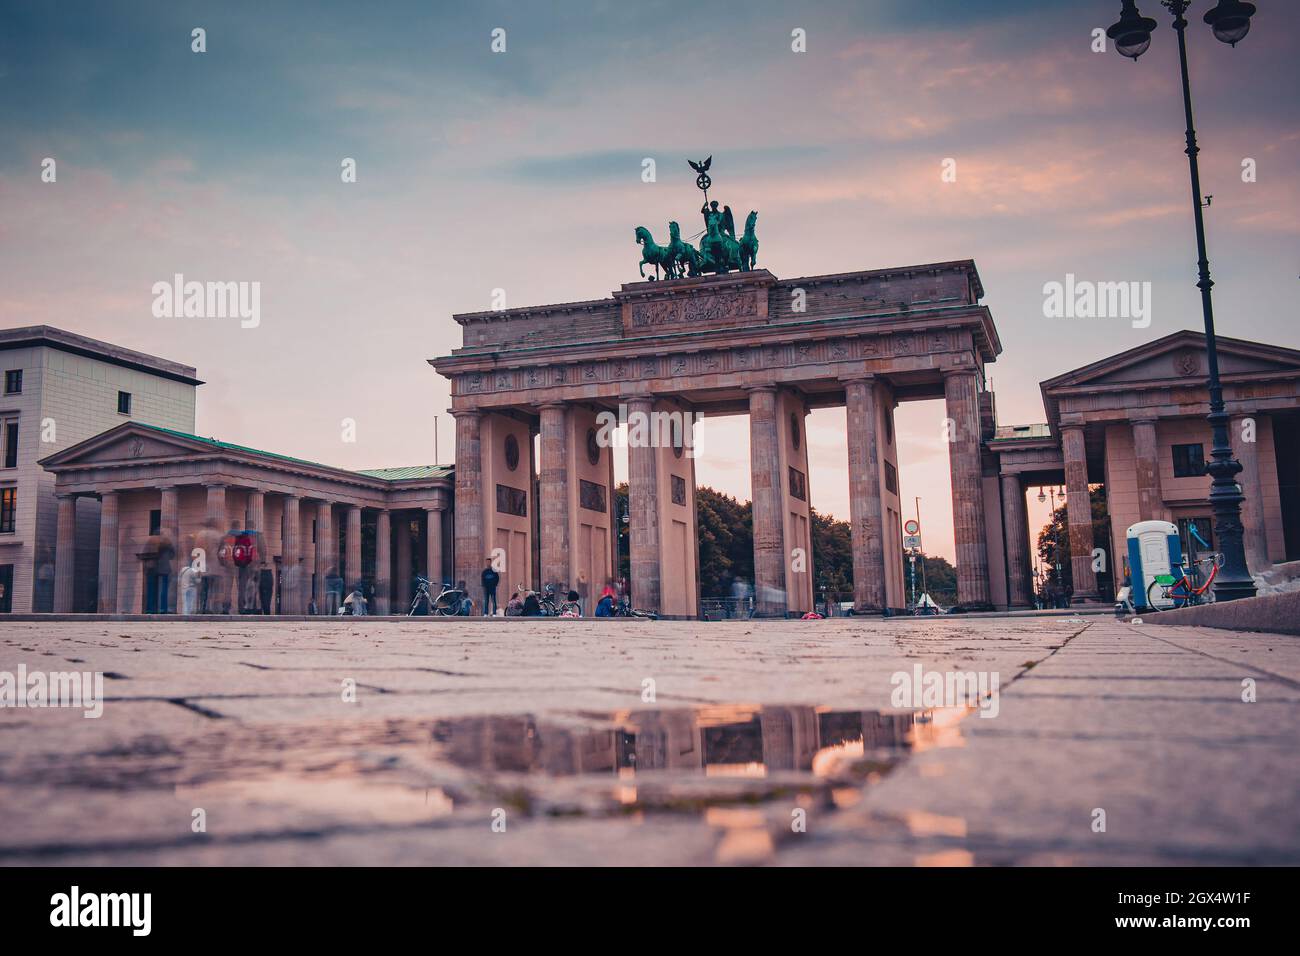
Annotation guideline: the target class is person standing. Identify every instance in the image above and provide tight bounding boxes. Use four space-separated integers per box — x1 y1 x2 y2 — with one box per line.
155 533 175 614
179 562 200 615
481 559 500 616
325 566 344 616
195 518 224 613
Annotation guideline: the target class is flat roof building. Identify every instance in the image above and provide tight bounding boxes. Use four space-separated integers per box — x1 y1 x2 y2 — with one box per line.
0 326 201 612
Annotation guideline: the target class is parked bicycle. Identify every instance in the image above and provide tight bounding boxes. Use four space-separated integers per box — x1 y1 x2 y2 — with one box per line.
612 597 657 620
1145 524 1222 612
538 584 582 617
407 576 468 616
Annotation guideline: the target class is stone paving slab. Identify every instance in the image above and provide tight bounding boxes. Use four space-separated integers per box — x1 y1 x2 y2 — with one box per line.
1 617 1296 865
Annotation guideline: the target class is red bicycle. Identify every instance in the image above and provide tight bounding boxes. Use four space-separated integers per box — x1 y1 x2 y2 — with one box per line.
1145 551 1222 611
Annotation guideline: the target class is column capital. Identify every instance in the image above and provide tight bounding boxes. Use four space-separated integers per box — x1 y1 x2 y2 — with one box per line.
839 374 877 386
56 491 77 501
1129 414 1159 425
450 408 482 421
538 400 569 411
745 383 779 394
941 365 980 380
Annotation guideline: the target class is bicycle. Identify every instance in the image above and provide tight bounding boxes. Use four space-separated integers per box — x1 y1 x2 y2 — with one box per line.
538 585 582 617
407 576 468 616
1144 524 1222 612
612 597 657 620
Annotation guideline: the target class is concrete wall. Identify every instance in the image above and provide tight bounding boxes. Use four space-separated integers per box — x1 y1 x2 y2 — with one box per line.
1105 416 1285 569
480 413 533 594
653 398 698 617
564 404 616 606
776 391 813 614
875 382 905 611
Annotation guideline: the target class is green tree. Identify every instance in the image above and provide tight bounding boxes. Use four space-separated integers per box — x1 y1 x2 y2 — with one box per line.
1035 486 1113 602
614 482 629 586
696 486 753 596
901 552 957 607
810 508 852 604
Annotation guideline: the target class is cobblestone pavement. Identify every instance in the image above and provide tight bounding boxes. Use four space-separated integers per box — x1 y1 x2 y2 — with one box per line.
1 616 1296 865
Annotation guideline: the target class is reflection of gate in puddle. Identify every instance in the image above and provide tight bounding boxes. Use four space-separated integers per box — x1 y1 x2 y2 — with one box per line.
430 705 966 779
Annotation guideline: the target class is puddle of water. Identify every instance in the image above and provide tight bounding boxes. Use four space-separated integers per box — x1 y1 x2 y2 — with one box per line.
430 704 965 781
176 774 455 824
422 703 970 863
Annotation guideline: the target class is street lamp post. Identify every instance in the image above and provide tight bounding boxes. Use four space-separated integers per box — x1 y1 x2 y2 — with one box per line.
1106 0 1257 602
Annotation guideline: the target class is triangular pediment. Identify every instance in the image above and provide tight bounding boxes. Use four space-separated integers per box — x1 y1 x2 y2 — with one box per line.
38 423 218 470
1042 331 1300 392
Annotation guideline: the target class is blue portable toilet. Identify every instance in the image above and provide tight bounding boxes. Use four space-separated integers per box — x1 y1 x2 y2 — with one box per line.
1127 520 1182 611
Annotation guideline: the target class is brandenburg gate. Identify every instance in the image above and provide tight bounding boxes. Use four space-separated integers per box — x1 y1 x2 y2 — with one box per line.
431 259 1002 618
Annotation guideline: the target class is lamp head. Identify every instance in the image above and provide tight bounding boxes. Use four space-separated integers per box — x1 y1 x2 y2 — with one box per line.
1203 0 1256 46
1107 0 1158 60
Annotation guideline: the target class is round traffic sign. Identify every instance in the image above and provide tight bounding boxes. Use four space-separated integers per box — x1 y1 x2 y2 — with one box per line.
904 519 920 535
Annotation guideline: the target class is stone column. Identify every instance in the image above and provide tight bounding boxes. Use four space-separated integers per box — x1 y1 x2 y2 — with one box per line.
1001 473 1032 608
54 494 77 613
845 378 886 612
281 496 301 614
427 507 444 590
749 386 787 617
1231 412 1269 571
204 483 227 612
205 483 227 526
160 485 181 613
345 504 362 586
944 370 991 608
1132 417 1164 523
453 410 484 596
627 395 661 615
96 491 120 613
246 489 265 533
539 402 571 591
374 509 391 614
1061 424 1100 601
395 514 411 608
314 500 332 613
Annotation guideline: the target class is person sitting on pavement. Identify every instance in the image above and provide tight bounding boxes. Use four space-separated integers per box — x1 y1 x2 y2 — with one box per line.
505 588 525 616
562 589 582 617
521 591 542 616
342 583 368 616
594 587 616 617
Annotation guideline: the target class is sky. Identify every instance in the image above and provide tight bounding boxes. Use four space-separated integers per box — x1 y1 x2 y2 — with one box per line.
2 0 1297 563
